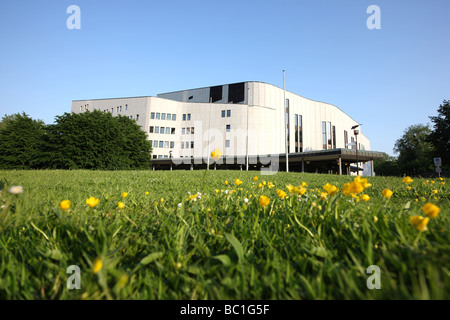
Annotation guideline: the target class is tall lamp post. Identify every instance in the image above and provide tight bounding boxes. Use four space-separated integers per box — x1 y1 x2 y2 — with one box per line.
351 124 360 176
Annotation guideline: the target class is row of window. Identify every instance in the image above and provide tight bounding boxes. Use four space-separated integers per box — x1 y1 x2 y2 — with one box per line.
149 126 176 134
180 141 195 149
181 127 195 134
322 121 336 150
221 110 231 118
151 112 177 121
151 140 175 149
182 114 191 121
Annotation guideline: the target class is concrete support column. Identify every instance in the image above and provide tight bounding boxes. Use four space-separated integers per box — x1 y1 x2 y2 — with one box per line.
190 163 193 171
371 159 374 177
338 156 342 176
302 159 305 173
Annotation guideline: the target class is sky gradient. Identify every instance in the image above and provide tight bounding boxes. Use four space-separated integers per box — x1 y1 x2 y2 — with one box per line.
0 0 448 156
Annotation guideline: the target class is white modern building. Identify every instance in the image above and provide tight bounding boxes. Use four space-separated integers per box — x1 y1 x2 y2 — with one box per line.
71 81 383 175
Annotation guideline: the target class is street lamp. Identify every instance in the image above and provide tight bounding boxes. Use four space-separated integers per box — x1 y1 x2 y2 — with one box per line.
169 150 173 171
351 125 361 176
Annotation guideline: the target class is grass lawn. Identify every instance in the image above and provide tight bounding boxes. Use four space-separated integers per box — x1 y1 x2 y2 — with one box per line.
0 170 449 299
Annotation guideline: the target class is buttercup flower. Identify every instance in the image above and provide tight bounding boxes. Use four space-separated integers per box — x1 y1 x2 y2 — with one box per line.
234 179 243 186
319 192 328 200
211 148 223 162
224 181 228 185
276 189 287 199
259 195 270 208
402 176 414 184
258 183 263 189
422 203 440 218
301 182 308 187
323 183 338 196
145 191 149 195
410 216 429 232
432 190 438 194
121 192 128 198
8 186 23 194
86 197 100 208
382 189 393 199
360 194 370 202
117 202 125 209
253 176 259 181
93 257 103 274
59 200 71 211
294 186 307 196
286 185 294 193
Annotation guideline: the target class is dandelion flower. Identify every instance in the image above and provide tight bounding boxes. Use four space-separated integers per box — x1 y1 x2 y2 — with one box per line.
145 191 149 195
8 186 23 194
402 176 414 184
382 189 393 199
211 148 223 162
86 197 99 208
410 216 429 232
422 203 440 218
259 195 270 208
59 200 71 211
93 258 103 274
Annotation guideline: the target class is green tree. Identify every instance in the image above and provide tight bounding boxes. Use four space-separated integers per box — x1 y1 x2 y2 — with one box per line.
0 113 46 169
428 100 450 171
36 110 152 169
394 124 434 176
373 152 400 176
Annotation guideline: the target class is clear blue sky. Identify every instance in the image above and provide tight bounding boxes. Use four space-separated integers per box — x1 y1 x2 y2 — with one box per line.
0 0 448 156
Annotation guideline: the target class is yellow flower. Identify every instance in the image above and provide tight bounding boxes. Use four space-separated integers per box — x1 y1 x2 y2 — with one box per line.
234 178 243 186
293 186 307 195
253 176 259 181
402 176 413 184
410 216 429 232
319 192 328 200
121 192 128 198
267 182 275 189
160 197 164 203
263 181 267 186
360 194 370 202
382 189 393 199
224 181 228 185
276 189 287 199
93 257 103 274
323 183 338 196
286 184 294 193
301 182 308 187
259 195 270 208
354 176 372 189
59 200 71 211
211 148 223 162
422 203 440 218
117 202 125 209
258 183 263 189
145 191 149 195
406 186 411 190
86 197 99 208
432 190 438 194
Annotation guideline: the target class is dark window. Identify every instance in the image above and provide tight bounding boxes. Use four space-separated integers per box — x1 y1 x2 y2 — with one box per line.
187 114 191 121
332 126 336 149
188 96 193 100
191 127 194 134
151 112 155 119
170 141 174 149
226 124 230 132
228 82 245 103
344 130 348 149
183 114 186 121
221 110 225 118
227 110 231 117
322 122 327 150
210 85 223 103
171 128 175 134
149 126 154 133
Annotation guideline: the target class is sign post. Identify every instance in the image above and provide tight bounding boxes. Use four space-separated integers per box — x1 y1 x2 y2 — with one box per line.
434 158 442 178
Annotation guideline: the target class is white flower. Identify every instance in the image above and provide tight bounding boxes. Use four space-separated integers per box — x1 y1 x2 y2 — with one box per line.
178 203 182 208
244 198 249 203
225 190 229 195
8 186 23 194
